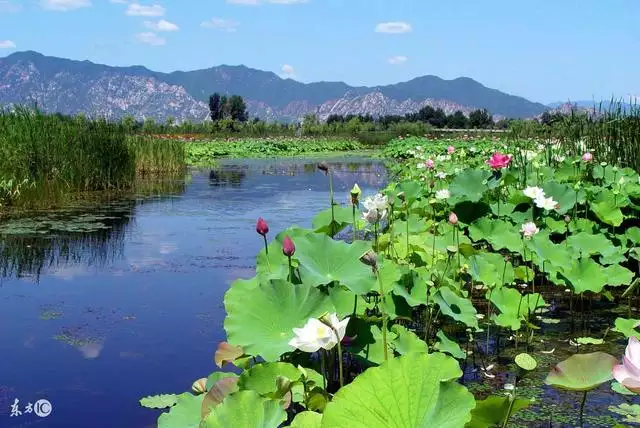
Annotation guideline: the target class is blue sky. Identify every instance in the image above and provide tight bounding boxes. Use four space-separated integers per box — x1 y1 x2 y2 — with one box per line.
0 0 638 104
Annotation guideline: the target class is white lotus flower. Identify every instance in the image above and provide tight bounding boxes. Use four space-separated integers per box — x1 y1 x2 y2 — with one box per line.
361 194 388 224
417 162 425 169
534 194 558 211
435 189 450 200
520 222 539 239
362 208 385 224
288 313 349 353
523 186 545 200
435 171 448 179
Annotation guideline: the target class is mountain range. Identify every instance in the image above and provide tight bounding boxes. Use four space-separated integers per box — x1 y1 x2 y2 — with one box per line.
0 51 550 123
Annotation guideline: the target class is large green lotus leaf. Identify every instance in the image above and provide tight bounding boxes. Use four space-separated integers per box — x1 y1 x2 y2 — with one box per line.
561 258 609 294
508 207 533 225
206 372 239 391
466 395 532 428
566 232 617 259
238 362 323 404
295 233 377 294
605 264 635 287
312 206 357 236
381 292 413 321
449 169 490 203
489 201 516 217
435 287 479 330
525 233 572 277
568 218 598 234
544 217 567 234
321 353 475 428
202 390 287 428
626 227 640 246
545 352 617 391
542 181 577 214
328 285 371 318
600 246 628 265
468 217 522 252
613 318 640 339
489 287 545 331
434 330 466 359
390 324 428 355
257 227 308 281
352 323 397 366
224 279 333 361
157 393 204 428
434 231 473 253
290 411 323 428
394 214 429 236
398 180 423 203
468 252 515 287
590 190 625 227
392 268 429 307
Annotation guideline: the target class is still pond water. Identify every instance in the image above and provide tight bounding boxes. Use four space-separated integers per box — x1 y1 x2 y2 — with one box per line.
0 157 387 428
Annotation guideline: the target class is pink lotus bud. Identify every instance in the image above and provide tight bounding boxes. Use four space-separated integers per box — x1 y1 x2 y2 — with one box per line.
256 217 269 236
448 212 458 225
425 159 435 169
282 236 295 257
447 146 455 155
582 152 593 162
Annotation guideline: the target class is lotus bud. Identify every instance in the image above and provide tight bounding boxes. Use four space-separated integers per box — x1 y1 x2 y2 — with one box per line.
191 378 207 395
350 183 361 205
317 162 329 175
256 217 269 236
564 215 571 224
359 250 378 269
447 146 455 155
448 212 458 225
282 236 295 257
425 159 435 169
581 152 593 162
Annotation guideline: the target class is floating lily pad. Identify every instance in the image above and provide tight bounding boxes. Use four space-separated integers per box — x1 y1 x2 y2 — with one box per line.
515 353 537 371
545 352 617 391
139 394 179 409
613 318 640 339
157 392 204 428
575 337 604 345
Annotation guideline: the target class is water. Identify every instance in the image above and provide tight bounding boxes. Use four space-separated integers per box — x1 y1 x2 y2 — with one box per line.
0 156 387 428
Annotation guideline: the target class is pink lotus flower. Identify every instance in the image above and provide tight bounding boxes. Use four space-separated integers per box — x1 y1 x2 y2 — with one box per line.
582 152 593 162
425 159 435 169
447 146 455 155
613 336 640 393
256 217 269 236
487 152 512 170
282 236 295 257
448 212 458 225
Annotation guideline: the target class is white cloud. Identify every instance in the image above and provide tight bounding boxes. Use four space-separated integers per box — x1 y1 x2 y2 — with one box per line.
109 0 127 3
0 1 22 13
126 3 164 16
0 40 16 48
135 32 166 46
144 19 179 32
227 0 308 4
388 55 408 65
41 0 91 11
281 64 295 76
375 21 412 34
201 18 239 32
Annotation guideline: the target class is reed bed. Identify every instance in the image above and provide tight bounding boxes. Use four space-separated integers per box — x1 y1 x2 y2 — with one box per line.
0 108 184 206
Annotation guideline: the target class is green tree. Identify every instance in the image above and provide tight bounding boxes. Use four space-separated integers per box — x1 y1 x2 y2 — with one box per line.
228 95 248 122
469 109 493 129
209 93 223 122
447 111 469 129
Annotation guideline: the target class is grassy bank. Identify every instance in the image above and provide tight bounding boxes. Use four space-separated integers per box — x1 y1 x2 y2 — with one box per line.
0 109 183 207
185 137 363 166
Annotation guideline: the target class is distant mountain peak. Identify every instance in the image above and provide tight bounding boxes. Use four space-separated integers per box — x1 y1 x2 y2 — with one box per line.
0 50 549 122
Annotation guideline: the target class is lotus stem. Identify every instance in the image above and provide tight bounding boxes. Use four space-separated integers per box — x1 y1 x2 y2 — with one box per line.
329 171 335 233
320 350 327 391
352 203 357 242
287 255 293 282
405 202 409 258
375 267 389 361
579 390 588 427
374 222 379 252
502 379 518 428
263 235 271 272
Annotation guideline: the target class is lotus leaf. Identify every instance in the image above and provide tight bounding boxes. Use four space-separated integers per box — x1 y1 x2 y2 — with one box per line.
605 264 635 287
515 353 537 371
397 180 423 203
214 342 244 368
201 377 240 418
544 352 617 391
238 362 324 404
394 214 429 236
201 390 287 428
612 381 637 396
290 411 323 427
392 269 429 307
566 232 617 259
157 392 204 428
295 232 377 294
613 318 640 339
390 325 428 355
353 324 397 365
449 169 490 203
626 227 640 246
466 395 532 428
435 287 479 330
609 403 640 424
468 217 522 252
468 252 515 288
328 285 370 318
542 181 578 214
205 372 239 391
140 394 179 409
321 353 475 428
590 189 625 227
490 201 516 216
562 257 609 293
489 287 545 331
312 206 357 236
434 330 466 359
224 279 333 361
